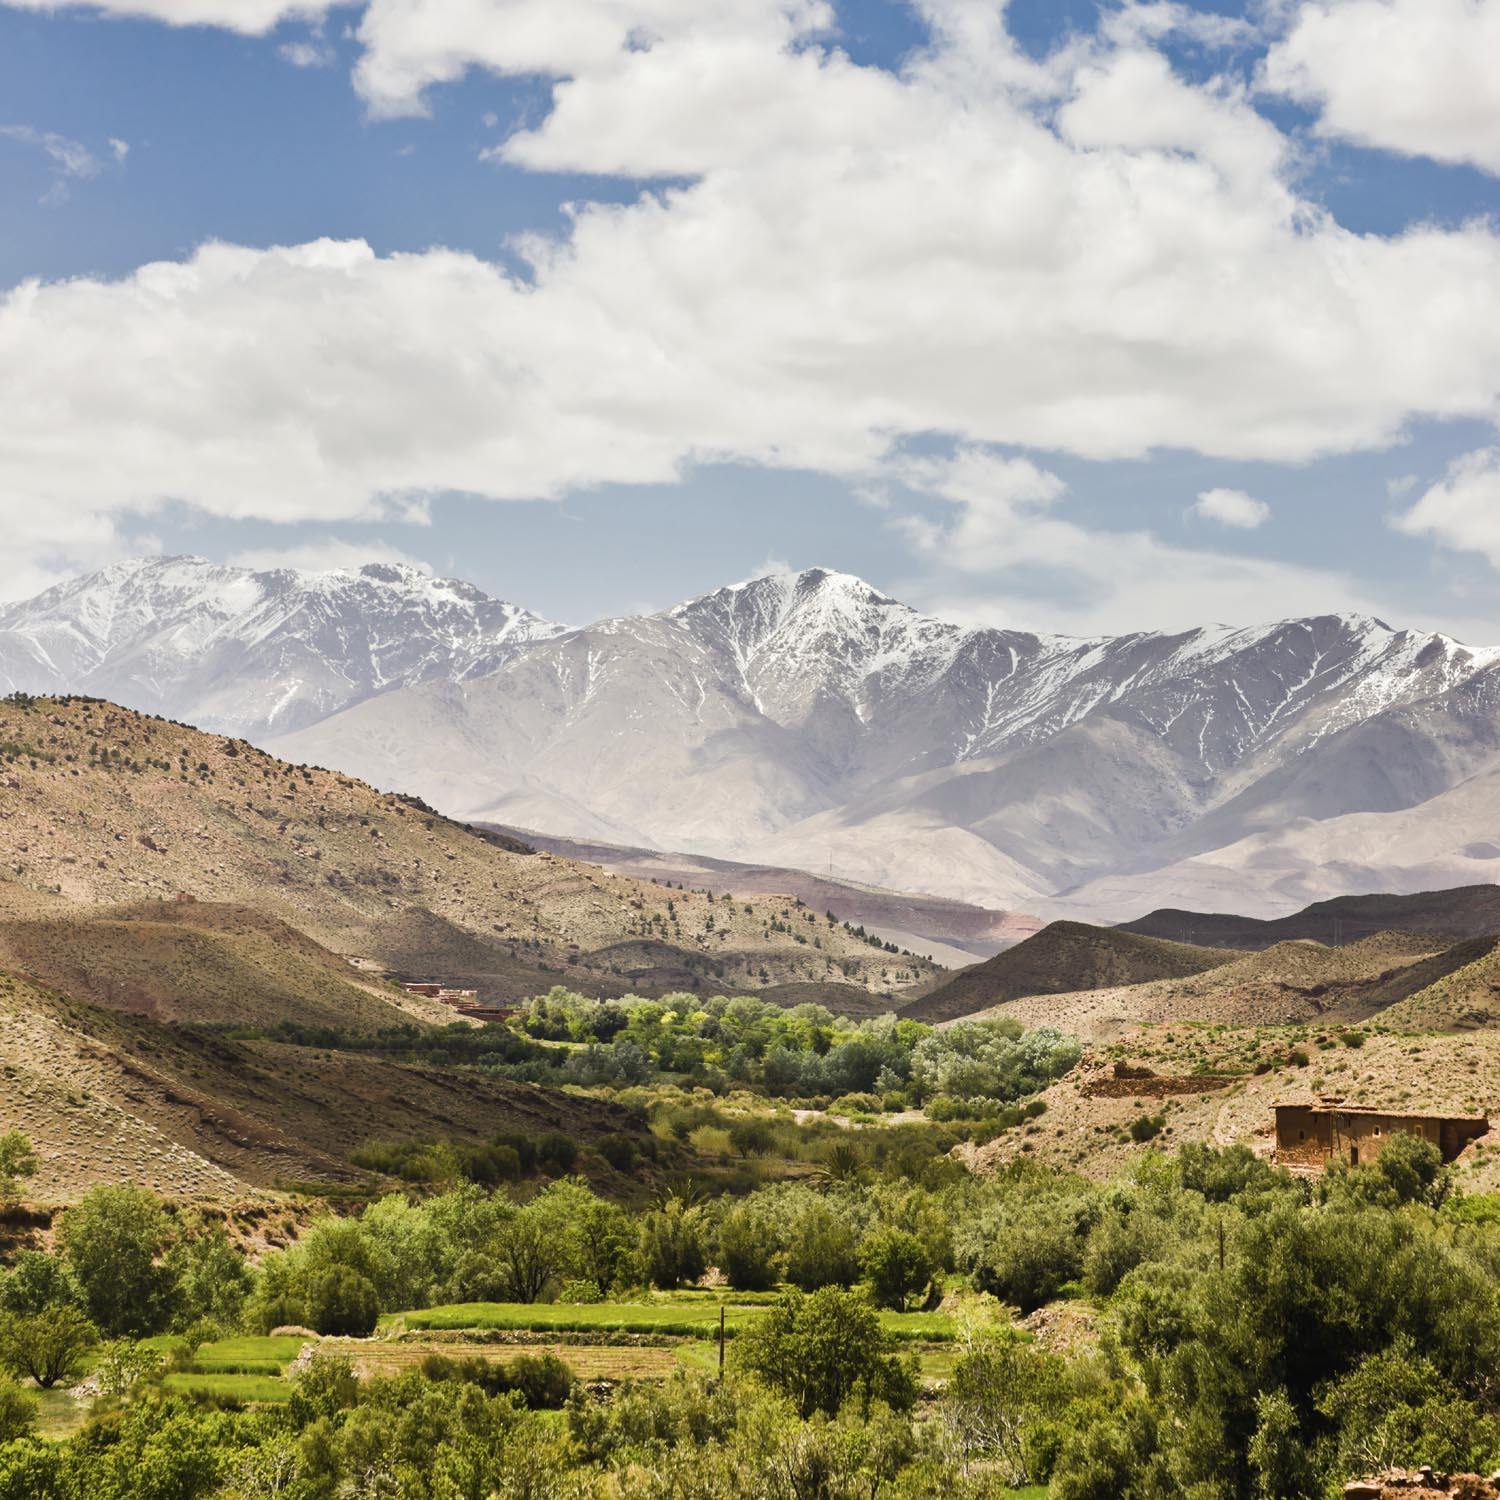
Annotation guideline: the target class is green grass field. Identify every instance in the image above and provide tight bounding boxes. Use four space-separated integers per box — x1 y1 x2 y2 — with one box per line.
192 1334 305 1374
388 1299 953 1342
162 1372 292 1403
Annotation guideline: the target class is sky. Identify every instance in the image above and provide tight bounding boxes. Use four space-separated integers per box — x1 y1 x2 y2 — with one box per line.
3 0 1500 639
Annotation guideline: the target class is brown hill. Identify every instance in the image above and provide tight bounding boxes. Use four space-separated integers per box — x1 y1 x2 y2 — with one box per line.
487 823 1044 963
0 695 938 1003
0 964 648 1203
985 930 1457 1036
1117 884 1500 950
1379 936 1500 1031
899 921 1237 1023
0 897 455 1034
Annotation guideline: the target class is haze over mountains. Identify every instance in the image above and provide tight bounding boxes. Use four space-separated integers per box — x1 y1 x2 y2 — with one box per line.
7 555 1500 921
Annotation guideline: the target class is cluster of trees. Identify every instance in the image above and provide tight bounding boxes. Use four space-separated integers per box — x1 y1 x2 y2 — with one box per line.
505 990 1080 1110
4 1128 1499 1498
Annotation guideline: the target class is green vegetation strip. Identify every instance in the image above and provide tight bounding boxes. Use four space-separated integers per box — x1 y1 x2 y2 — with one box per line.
162 1372 292 1403
389 1300 952 1342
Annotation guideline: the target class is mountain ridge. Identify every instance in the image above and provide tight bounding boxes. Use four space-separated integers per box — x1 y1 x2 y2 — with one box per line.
9 558 1500 919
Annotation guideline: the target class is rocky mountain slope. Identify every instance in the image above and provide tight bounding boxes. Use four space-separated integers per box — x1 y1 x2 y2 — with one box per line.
264 568 1500 918
0 694 935 1004
487 823 1042 966
900 922 1237 1023
0 557 563 738
10 559 1500 919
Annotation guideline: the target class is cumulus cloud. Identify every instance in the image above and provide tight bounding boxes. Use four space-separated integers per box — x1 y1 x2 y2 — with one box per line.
0 0 334 33
1191 488 1271 529
1393 448 1500 567
893 449 1384 635
1264 0 1500 174
6 1 1500 561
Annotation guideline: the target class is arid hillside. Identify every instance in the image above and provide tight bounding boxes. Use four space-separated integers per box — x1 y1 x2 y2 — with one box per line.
0 695 938 1003
964 1022 1500 1188
489 822 1044 964
900 921 1237 1023
0 888 457 1034
983 931 1464 1037
0 965 648 1203
1118 884 1500 949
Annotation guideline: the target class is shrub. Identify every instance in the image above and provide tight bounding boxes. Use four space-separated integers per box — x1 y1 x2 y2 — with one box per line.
862 1228 933 1311
537 1132 580 1174
305 1266 380 1337
716 1203 782 1291
733 1286 918 1418
596 1134 638 1172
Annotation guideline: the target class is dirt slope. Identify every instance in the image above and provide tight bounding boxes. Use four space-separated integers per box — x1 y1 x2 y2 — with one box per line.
1379 936 1500 1031
487 823 1044 960
0 963 647 1203
983 931 1456 1036
899 921 1236 1023
0 899 455 1034
1118 884 1500 950
0 696 939 1002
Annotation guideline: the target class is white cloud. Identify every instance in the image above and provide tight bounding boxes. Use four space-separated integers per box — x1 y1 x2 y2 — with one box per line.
0 0 335 33
227 537 433 573
1264 0 1500 174
280 38 335 66
6 3 1500 558
1393 447 1500 566
0 124 101 199
1190 487 1271 528
108 137 129 161
893 449 1386 635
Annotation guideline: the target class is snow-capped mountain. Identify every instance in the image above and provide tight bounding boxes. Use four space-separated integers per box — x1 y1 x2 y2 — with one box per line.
260 566 1500 917
0 556 564 736
8 558 1500 918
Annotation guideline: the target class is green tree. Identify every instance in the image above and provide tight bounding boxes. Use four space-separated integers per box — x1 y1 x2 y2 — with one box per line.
733 1286 917 1418
166 1222 252 1330
0 1134 37 1205
56 1185 175 1336
0 1254 81 1317
861 1227 932 1311
783 1202 861 1291
0 1381 35 1443
639 1195 707 1290
305 1265 379 1337
716 1202 781 1292
0 1306 96 1388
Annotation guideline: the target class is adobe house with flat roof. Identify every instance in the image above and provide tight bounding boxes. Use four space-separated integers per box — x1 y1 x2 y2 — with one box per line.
1273 1101 1489 1170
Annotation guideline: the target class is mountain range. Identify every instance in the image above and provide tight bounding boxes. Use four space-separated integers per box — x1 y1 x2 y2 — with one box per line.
6 555 1500 921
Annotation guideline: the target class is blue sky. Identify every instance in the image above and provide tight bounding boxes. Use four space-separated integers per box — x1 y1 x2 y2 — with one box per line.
3 0 1500 638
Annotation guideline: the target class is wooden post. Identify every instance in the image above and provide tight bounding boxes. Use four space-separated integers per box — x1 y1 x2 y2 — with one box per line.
718 1303 726 1378
1218 1218 1225 1272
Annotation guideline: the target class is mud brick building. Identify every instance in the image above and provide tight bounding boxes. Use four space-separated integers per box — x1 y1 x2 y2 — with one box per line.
1274 1102 1489 1170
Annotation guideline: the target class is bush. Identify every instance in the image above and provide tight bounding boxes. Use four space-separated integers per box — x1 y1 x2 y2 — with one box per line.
1127 1114 1166 1143
716 1203 782 1291
862 1228 933 1311
596 1134 638 1172
537 1132 580 1174
733 1286 918 1418
306 1266 380 1337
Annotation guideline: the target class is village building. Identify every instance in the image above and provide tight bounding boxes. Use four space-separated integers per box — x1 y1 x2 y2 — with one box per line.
1273 1101 1489 1170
